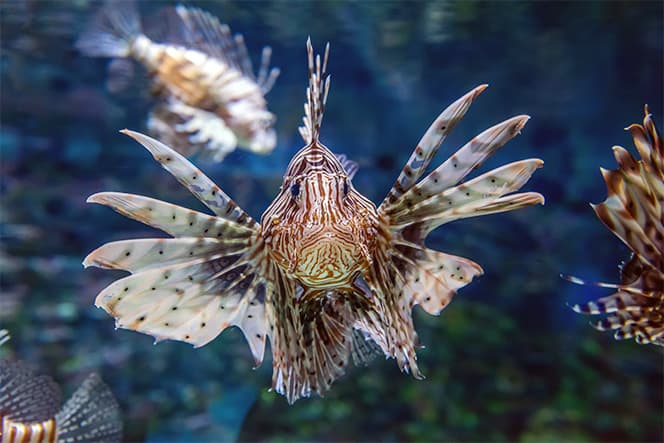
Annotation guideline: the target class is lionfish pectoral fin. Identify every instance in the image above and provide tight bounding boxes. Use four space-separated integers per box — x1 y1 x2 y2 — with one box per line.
119 130 256 227
88 131 269 361
407 250 483 315
91 241 269 360
383 84 488 205
0 360 62 423
55 373 122 443
85 192 254 239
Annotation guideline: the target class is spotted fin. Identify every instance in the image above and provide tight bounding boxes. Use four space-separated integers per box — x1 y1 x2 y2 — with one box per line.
87 131 269 364
86 192 254 239
55 373 122 443
387 158 544 232
406 249 484 315
383 84 488 205
0 359 62 423
298 39 330 144
120 130 256 228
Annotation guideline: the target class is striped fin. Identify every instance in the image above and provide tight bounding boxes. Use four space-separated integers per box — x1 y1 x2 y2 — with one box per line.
298 38 330 144
388 159 545 231
55 373 122 443
175 5 279 85
570 290 642 315
383 84 488 205
388 116 531 213
406 250 483 315
120 130 257 228
0 359 62 423
592 195 663 272
268 285 360 404
87 192 254 239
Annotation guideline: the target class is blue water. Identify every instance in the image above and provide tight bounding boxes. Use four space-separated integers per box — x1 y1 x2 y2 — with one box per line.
1 1 662 441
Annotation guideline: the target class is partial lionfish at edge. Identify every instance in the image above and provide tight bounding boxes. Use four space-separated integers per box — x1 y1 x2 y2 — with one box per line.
85 39 544 404
567 106 664 345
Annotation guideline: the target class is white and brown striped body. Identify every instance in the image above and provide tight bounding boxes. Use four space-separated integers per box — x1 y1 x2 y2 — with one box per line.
1 417 56 443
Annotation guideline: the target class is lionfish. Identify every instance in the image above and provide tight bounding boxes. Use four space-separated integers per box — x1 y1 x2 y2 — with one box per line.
568 107 664 345
0 339 122 442
77 2 280 162
84 39 544 403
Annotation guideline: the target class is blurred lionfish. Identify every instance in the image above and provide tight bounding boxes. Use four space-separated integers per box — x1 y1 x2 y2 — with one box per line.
0 339 122 441
77 2 279 161
568 107 663 345
84 40 544 403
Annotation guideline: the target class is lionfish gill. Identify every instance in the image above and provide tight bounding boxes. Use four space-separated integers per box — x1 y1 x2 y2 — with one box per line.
85 39 545 403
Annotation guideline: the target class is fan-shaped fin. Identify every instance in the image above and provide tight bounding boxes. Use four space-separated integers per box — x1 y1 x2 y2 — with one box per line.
120 130 256 228
383 84 488 206
93 247 268 362
406 250 483 315
55 373 122 443
0 360 62 423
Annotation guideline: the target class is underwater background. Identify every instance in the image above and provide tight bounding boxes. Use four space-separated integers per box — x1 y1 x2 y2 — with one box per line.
1 0 663 441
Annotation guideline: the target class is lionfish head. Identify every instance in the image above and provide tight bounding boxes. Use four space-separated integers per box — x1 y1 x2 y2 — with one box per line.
261 40 376 289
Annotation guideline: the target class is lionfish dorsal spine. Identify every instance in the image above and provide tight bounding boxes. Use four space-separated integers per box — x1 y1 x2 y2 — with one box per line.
299 38 330 144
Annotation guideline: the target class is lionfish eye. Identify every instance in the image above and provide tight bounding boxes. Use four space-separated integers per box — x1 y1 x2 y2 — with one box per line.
291 182 300 197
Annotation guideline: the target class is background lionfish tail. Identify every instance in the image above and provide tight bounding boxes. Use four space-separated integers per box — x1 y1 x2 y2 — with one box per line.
298 38 330 144
0 359 62 423
76 0 141 58
86 132 269 364
569 106 664 346
55 373 123 443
